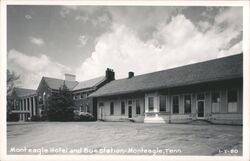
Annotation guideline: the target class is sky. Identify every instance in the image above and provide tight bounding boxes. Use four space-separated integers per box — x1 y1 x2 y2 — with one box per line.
7 5 243 89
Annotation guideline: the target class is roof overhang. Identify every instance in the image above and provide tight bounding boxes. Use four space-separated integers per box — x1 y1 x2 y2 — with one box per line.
90 76 242 98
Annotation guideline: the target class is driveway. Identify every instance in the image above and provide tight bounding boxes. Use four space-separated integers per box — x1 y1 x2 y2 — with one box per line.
7 121 242 155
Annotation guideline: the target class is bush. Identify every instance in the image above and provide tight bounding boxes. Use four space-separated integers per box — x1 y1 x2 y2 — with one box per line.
30 115 46 121
73 112 95 122
7 112 19 122
73 114 81 121
47 108 75 121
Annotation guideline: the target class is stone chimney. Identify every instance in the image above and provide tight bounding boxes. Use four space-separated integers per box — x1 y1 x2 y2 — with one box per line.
65 74 76 82
128 72 134 79
106 68 115 81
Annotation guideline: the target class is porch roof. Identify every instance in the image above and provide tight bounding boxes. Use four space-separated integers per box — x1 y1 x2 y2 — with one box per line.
13 87 36 97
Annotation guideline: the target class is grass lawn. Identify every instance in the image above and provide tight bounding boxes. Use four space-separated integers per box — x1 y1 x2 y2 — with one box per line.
7 121 242 155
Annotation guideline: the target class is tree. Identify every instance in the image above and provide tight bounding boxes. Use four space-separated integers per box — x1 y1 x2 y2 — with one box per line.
47 82 75 121
7 69 20 121
7 69 20 95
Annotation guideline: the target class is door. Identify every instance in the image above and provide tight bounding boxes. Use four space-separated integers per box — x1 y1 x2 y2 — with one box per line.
128 106 132 118
98 106 103 120
197 101 205 118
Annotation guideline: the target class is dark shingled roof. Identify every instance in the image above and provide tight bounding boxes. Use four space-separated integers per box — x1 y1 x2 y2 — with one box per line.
14 87 36 97
43 76 106 91
73 76 105 91
43 77 78 90
90 53 243 97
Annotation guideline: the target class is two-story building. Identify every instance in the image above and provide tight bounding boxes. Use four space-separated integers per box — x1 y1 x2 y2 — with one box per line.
7 68 115 121
34 68 115 119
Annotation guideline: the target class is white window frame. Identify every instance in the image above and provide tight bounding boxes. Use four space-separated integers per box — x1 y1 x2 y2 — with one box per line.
211 90 221 113
226 88 239 113
110 102 114 115
184 94 192 114
172 95 179 114
136 99 140 115
121 101 126 115
148 97 154 112
159 95 167 112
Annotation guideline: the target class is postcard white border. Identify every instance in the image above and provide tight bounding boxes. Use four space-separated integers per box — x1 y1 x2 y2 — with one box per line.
0 1 249 161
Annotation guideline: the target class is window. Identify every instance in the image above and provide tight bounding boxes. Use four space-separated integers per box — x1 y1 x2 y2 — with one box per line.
172 96 179 114
99 102 104 107
128 100 132 105
43 92 46 104
82 106 87 112
184 95 191 114
110 102 114 115
87 105 90 113
228 89 238 112
211 91 220 113
228 89 237 102
81 93 87 99
121 101 125 115
148 97 154 111
136 100 140 114
159 96 166 112
197 93 204 100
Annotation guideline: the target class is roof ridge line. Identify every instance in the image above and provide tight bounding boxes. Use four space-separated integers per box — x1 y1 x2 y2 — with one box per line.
110 53 243 82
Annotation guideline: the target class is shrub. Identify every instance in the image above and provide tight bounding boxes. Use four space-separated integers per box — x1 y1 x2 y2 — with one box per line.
73 112 95 121
7 112 19 122
47 108 75 121
73 115 80 121
30 115 46 121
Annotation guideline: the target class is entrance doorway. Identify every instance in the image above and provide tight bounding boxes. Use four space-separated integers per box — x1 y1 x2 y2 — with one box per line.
197 101 205 118
197 93 205 119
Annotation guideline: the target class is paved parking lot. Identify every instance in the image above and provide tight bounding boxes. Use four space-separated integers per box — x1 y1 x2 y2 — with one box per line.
7 121 242 155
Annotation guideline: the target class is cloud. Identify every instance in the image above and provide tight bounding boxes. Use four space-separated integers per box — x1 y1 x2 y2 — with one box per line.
218 41 243 58
75 15 88 23
7 49 72 89
198 21 211 32
78 35 89 46
107 6 185 41
76 8 242 81
214 7 242 31
60 7 70 18
92 13 112 28
29 36 45 46
25 14 32 20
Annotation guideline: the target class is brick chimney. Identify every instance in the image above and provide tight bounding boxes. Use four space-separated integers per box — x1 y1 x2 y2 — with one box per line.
128 72 134 79
106 68 115 81
65 74 76 82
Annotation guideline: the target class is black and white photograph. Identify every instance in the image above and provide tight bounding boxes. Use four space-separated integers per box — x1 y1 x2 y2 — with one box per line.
1 0 249 161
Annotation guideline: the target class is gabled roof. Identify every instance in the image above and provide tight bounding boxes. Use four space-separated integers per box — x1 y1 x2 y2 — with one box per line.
73 76 105 91
42 76 106 91
13 87 36 97
43 77 78 90
90 53 243 97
